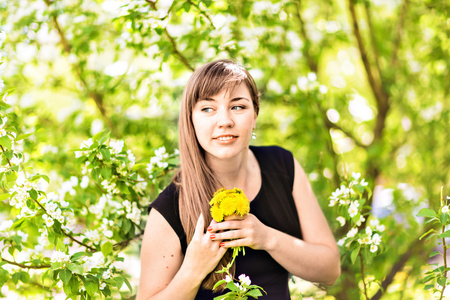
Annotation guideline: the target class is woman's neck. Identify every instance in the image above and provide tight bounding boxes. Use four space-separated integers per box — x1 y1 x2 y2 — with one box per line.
206 149 250 190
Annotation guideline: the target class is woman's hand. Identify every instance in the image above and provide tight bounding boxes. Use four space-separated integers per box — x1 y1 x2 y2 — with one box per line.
208 214 270 251
182 214 228 280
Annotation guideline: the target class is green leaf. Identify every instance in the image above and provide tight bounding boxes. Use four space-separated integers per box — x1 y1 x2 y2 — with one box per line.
12 272 20 285
68 263 84 275
420 228 436 240
0 193 10 201
417 208 436 218
429 251 441 258
440 213 449 225
115 276 124 289
70 252 85 261
351 245 361 264
438 230 450 238
213 279 227 290
29 189 38 200
85 280 98 297
437 276 447 287
100 148 111 161
92 130 110 145
16 133 33 141
123 276 133 292
0 136 11 149
59 269 72 284
101 241 113 256
247 289 263 298
100 167 112 179
19 271 30 283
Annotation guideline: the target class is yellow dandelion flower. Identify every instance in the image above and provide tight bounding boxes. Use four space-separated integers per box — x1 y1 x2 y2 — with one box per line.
209 187 250 222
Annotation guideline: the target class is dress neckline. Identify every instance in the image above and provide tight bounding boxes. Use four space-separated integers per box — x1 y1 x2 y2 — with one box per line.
249 146 263 203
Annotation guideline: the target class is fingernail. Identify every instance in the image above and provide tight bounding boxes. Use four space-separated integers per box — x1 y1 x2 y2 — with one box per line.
210 234 215 239
220 242 225 247
207 226 213 232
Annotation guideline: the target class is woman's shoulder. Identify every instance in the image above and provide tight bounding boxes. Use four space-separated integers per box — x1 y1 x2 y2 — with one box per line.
250 145 295 184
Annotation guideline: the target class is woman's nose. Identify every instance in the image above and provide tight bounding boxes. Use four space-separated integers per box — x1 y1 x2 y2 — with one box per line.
217 109 234 128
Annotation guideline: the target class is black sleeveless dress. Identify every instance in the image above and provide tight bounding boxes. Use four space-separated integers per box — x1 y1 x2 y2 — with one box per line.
149 146 302 299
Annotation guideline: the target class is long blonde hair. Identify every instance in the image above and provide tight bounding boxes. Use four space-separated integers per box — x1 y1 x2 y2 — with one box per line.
173 59 260 290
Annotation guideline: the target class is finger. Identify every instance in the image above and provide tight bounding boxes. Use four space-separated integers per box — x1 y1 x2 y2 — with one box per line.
193 213 205 238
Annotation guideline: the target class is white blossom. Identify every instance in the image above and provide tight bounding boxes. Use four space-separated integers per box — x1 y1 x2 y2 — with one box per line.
80 138 93 149
337 238 346 247
85 229 101 244
0 220 13 231
369 219 380 227
99 282 106 290
348 201 359 218
238 274 251 286
372 233 382 245
51 250 70 264
356 215 366 226
43 214 54 227
347 228 358 238
80 176 89 188
225 275 232 282
370 244 378 253
352 172 361 180
336 216 346 226
442 206 449 214
17 230 28 242
109 139 124 154
376 224 385 232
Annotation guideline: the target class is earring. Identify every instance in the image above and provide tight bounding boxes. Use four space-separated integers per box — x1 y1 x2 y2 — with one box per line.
252 132 256 140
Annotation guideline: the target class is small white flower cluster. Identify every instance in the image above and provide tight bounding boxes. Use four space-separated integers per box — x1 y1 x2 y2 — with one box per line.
82 252 105 273
338 218 385 253
224 273 252 292
147 146 169 173
134 174 148 194
50 250 71 266
101 179 120 195
121 200 141 224
75 138 94 158
329 173 369 220
9 179 38 210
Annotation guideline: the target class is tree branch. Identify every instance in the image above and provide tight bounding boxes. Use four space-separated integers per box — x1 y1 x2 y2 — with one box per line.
363 1 383 86
294 0 318 73
348 0 389 142
187 0 216 29
146 0 195 71
390 0 409 68
43 0 119 137
1 256 50 269
32 197 96 252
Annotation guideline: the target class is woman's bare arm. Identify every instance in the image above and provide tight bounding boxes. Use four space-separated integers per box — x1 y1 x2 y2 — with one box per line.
137 210 227 300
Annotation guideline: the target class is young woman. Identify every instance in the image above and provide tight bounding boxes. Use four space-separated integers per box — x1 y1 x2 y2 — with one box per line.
137 60 340 300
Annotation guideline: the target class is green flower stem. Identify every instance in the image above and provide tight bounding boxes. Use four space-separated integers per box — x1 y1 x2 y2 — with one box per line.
439 224 447 300
360 253 369 300
440 188 447 300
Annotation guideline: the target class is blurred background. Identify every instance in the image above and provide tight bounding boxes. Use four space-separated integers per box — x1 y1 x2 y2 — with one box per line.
0 0 448 299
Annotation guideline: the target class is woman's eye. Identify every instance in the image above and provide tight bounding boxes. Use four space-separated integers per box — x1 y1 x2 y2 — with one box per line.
201 107 213 113
232 106 245 111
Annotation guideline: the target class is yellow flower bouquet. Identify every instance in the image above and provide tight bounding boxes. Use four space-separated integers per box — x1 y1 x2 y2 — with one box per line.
210 187 250 257
210 187 250 222
210 188 265 299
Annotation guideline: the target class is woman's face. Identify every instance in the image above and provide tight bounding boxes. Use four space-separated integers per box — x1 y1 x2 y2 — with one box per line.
192 82 257 162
